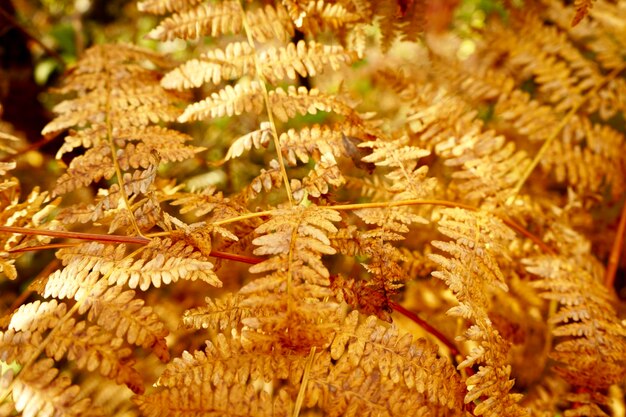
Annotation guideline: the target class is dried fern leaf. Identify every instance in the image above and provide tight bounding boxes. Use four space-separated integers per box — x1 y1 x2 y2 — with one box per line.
430 208 528 417
161 41 255 90
10 359 98 417
168 186 247 221
224 122 271 161
137 0 204 15
1 318 144 393
246 2 294 43
107 238 222 290
525 255 626 390
146 1 241 41
83 284 170 362
7 300 67 334
290 152 345 202
268 86 356 122
324 311 465 413
178 82 265 122
241 205 341 351
182 294 251 333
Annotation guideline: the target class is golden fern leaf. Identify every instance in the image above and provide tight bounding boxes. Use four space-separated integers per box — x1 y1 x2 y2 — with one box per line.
145 1 293 43
40 239 220 298
280 123 349 165
161 41 255 90
245 2 294 43
42 44 196 211
438 128 531 204
290 152 345 202
137 0 204 15
145 1 241 41
268 85 357 122
259 40 359 84
134 384 291 417
165 40 356 89
313 311 465 416
178 82 265 122
7 300 67 334
1 316 144 393
135 332 298 415
541 118 626 201
0 183 59 280
240 205 341 351
525 255 626 391
6 358 100 417
182 294 251 333
167 186 247 221
134 333 294 416
429 208 528 417
82 285 170 362
245 159 285 200
224 122 271 161
138 310 464 417
179 83 358 126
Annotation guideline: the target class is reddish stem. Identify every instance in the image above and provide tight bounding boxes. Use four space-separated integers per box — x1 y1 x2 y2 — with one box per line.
606 199 626 289
0 225 150 245
0 134 59 163
209 250 261 265
389 300 459 356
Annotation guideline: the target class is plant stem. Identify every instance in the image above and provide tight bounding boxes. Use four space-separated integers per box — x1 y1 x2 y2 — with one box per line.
389 301 459 356
237 1 294 206
606 198 626 288
0 225 150 244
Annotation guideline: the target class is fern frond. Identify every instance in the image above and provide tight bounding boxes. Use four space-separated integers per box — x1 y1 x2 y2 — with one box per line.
224 122 271 161
178 82 264 122
269 86 357 122
8 358 98 417
82 285 170 362
318 311 465 415
146 1 241 41
290 152 345 202
1 317 144 393
138 311 464 417
41 43 198 236
165 40 355 89
525 255 626 390
137 0 204 15
106 238 221 290
245 2 294 43
182 294 250 333
241 205 341 351
429 208 527 416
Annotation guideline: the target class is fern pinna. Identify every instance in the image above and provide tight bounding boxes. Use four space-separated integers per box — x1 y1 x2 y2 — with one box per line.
1 1 625 417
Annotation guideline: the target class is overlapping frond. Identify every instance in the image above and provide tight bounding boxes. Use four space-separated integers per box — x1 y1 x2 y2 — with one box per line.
241 205 341 351
41 44 200 235
136 311 464 417
525 255 626 391
3 358 100 417
429 208 527 417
